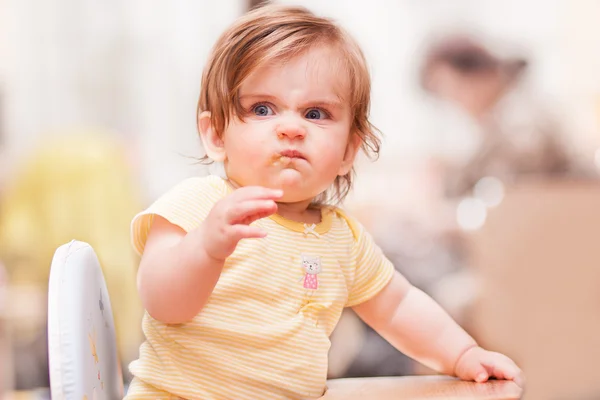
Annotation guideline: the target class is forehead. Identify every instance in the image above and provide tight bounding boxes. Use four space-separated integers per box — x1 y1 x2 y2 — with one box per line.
240 45 351 102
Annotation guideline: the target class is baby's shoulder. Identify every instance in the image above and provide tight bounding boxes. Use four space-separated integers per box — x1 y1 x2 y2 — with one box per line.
154 175 229 206
173 174 228 194
327 207 361 242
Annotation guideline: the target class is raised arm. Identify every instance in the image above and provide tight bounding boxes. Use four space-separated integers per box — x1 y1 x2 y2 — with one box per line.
137 186 281 324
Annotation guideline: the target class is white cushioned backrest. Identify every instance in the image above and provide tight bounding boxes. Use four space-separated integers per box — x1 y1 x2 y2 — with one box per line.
48 241 123 400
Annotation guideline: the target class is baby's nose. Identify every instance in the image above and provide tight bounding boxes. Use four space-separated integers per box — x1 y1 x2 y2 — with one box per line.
276 121 306 140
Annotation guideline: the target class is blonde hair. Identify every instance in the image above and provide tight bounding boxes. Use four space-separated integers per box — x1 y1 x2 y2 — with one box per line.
197 4 380 203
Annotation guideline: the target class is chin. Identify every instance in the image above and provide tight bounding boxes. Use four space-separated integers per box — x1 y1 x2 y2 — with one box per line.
276 169 305 187
267 170 330 201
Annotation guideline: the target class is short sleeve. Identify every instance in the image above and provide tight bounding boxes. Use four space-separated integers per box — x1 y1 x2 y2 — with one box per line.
130 175 228 256
344 216 395 307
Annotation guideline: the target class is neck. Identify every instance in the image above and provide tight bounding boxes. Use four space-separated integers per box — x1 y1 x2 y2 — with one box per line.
276 199 321 224
276 199 312 214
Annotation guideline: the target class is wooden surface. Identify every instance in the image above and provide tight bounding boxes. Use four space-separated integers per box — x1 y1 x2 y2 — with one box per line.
321 376 522 400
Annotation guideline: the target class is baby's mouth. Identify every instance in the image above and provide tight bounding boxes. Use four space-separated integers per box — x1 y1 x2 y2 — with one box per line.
279 149 306 160
272 150 306 166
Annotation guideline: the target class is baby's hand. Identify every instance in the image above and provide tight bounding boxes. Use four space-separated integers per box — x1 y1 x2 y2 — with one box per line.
201 186 282 261
454 346 524 388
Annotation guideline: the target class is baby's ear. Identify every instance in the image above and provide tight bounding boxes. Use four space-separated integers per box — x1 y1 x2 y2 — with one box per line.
198 111 226 162
338 132 361 176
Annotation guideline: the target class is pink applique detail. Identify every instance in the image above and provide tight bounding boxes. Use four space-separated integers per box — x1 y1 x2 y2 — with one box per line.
301 255 321 291
303 273 318 290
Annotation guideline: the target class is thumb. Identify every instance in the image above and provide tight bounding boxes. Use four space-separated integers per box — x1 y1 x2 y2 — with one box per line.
458 361 489 383
472 364 489 383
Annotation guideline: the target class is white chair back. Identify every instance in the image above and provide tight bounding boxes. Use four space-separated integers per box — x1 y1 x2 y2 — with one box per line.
48 241 123 400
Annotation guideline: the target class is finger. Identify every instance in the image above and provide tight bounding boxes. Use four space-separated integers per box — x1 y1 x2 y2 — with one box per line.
485 360 523 385
459 362 488 383
238 208 279 226
468 360 489 383
230 225 268 241
231 186 283 201
474 368 489 383
227 200 278 225
513 370 525 388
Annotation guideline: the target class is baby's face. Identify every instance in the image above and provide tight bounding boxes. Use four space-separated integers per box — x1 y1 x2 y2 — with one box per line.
221 45 357 203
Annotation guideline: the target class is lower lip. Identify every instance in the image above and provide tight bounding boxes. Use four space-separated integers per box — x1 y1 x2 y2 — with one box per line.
280 154 304 160
271 154 305 167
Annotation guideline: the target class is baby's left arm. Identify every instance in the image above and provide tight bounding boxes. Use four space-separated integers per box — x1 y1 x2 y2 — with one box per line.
353 271 523 386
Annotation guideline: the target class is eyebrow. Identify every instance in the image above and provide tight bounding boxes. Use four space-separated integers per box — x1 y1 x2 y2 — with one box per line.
239 94 344 110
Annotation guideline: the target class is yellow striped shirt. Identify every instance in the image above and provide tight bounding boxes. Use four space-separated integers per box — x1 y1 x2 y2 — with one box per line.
125 175 394 400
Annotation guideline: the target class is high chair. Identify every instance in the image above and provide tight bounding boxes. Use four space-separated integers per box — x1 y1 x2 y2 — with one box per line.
48 241 123 400
47 241 521 400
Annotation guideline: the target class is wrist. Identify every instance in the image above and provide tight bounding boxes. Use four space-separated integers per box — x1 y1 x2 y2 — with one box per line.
452 343 479 376
200 244 228 266
182 227 227 268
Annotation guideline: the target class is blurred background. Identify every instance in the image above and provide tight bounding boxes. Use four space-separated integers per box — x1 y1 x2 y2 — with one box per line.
1 0 599 399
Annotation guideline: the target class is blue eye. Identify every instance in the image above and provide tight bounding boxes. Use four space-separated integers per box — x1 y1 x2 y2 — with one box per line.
253 104 274 116
305 108 326 120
